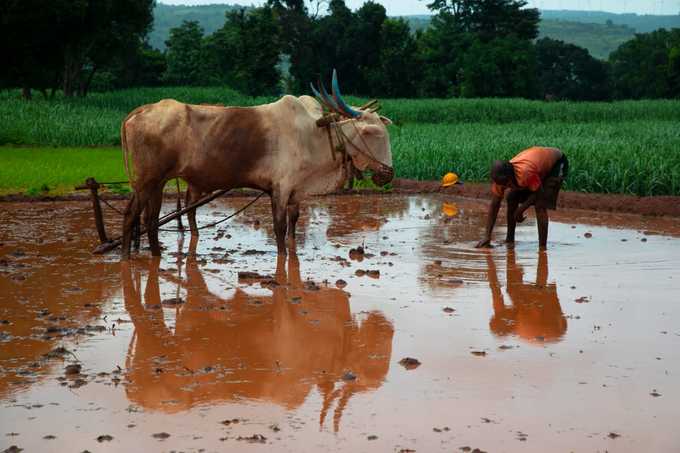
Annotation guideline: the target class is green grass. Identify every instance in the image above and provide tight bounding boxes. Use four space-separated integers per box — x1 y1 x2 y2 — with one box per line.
392 121 680 196
2 87 680 196
0 147 125 195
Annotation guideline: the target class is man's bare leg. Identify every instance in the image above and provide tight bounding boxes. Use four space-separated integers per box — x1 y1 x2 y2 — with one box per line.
536 207 549 250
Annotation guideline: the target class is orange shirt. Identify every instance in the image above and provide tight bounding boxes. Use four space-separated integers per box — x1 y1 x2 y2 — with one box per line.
491 146 563 197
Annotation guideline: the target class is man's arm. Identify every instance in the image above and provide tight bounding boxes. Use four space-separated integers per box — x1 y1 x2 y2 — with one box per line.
476 195 502 248
514 192 538 223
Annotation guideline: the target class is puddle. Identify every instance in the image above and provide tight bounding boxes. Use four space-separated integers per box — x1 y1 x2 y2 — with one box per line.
1 194 679 452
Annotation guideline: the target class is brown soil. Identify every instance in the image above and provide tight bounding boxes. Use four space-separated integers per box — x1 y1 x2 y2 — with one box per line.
393 178 680 218
2 178 679 218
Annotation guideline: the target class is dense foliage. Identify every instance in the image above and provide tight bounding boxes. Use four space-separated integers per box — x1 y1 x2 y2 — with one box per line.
3 0 679 101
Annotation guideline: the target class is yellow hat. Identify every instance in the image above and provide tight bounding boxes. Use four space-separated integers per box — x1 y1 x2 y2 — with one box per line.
441 172 460 188
442 202 458 217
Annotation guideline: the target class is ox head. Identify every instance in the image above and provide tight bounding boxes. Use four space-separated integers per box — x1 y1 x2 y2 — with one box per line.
311 70 394 187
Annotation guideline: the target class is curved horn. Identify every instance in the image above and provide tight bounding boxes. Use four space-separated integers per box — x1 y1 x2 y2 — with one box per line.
332 69 362 118
310 82 336 112
319 77 342 114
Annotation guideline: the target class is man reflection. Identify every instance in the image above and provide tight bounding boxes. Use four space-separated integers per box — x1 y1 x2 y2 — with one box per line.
486 250 567 344
121 249 393 432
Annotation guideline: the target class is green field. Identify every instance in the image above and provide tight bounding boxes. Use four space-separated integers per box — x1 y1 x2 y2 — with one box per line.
1 88 680 197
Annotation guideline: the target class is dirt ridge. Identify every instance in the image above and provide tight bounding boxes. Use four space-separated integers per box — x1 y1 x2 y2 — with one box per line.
2 178 679 218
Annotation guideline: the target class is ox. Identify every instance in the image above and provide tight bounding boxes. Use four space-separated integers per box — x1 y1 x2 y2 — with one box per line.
120 72 393 258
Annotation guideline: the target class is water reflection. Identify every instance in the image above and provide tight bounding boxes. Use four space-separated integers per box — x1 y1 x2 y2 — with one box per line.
121 246 393 431
486 251 567 344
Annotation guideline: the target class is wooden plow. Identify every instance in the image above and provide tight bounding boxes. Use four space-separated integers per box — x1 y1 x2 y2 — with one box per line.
75 177 231 255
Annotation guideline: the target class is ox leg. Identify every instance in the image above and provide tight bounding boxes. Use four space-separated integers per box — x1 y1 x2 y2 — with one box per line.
145 187 164 257
185 185 200 237
271 190 289 256
122 193 143 259
287 203 300 252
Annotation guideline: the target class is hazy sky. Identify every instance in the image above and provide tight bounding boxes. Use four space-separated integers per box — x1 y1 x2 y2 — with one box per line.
159 0 680 16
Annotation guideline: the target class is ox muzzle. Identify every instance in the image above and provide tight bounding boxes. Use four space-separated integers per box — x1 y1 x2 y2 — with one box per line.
371 164 394 187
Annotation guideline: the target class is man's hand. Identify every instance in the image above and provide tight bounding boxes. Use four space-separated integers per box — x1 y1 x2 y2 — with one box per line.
514 207 527 223
476 238 492 248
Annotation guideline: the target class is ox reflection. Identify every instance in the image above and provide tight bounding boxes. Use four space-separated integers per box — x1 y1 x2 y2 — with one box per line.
121 252 393 431
486 251 567 344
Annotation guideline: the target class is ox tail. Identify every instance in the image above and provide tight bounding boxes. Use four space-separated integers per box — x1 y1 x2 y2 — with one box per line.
120 106 145 189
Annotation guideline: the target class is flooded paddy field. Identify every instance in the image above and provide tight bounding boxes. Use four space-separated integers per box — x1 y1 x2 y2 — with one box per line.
1 194 679 452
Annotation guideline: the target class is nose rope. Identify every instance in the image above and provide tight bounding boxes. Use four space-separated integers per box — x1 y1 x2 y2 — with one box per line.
333 119 391 170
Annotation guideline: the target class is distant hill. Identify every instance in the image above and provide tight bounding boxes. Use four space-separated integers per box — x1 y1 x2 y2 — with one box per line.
150 4 680 59
540 10 680 33
402 10 679 59
149 3 244 50
539 20 635 59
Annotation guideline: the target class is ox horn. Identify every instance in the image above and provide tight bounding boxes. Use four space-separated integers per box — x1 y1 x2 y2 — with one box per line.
311 79 339 114
331 69 362 119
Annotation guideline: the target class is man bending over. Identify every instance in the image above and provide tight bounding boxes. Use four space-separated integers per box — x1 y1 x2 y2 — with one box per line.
476 146 568 250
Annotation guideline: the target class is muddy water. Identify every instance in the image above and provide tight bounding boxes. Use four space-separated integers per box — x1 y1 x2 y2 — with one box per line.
1 194 679 452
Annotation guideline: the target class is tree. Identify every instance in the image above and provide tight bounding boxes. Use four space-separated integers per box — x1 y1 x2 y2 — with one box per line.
536 37 611 101
163 21 209 86
368 18 420 97
268 0 316 93
209 7 282 95
416 12 471 96
419 0 540 98
609 28 680 99
460 37 538 98
312 0 355 91
59 0 154 97
1 0 66 98
427 0 540 42
1 0 153 98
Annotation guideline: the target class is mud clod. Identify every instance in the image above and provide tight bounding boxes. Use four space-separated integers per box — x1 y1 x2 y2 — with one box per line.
399 357 421 370
220 419 241 426
236 434 266 443
3 446 23 453
96 435 113 442
470 351 487 357
243 249 267 256
64 364 82 375
443 307 455 314
335 279 347 289
367 435 378 440
575 296 590 304
349 247 365 261
608 432 621 439
152 432 170 440
584 232 593 238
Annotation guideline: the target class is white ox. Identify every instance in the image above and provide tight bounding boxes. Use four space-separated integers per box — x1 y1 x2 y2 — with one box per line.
120 76 393 258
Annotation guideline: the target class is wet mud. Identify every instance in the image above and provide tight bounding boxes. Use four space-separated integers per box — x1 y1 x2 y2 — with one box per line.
1 194 679 452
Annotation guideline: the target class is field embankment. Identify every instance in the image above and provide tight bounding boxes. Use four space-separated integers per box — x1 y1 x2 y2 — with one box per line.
1 88 680 197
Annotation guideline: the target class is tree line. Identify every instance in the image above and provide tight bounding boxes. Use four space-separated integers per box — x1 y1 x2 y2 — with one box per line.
2 0 679 101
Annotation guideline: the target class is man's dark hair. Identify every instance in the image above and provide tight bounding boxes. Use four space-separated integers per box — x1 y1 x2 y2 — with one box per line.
490 160 514 182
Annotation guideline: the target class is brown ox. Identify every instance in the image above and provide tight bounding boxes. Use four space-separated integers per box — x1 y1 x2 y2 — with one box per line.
120 77 393 258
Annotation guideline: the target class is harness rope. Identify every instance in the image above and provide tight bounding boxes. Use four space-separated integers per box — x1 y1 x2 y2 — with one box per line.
323 115 392 172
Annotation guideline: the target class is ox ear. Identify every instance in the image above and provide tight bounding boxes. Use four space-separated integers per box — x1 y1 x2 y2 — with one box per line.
380 115 393 126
